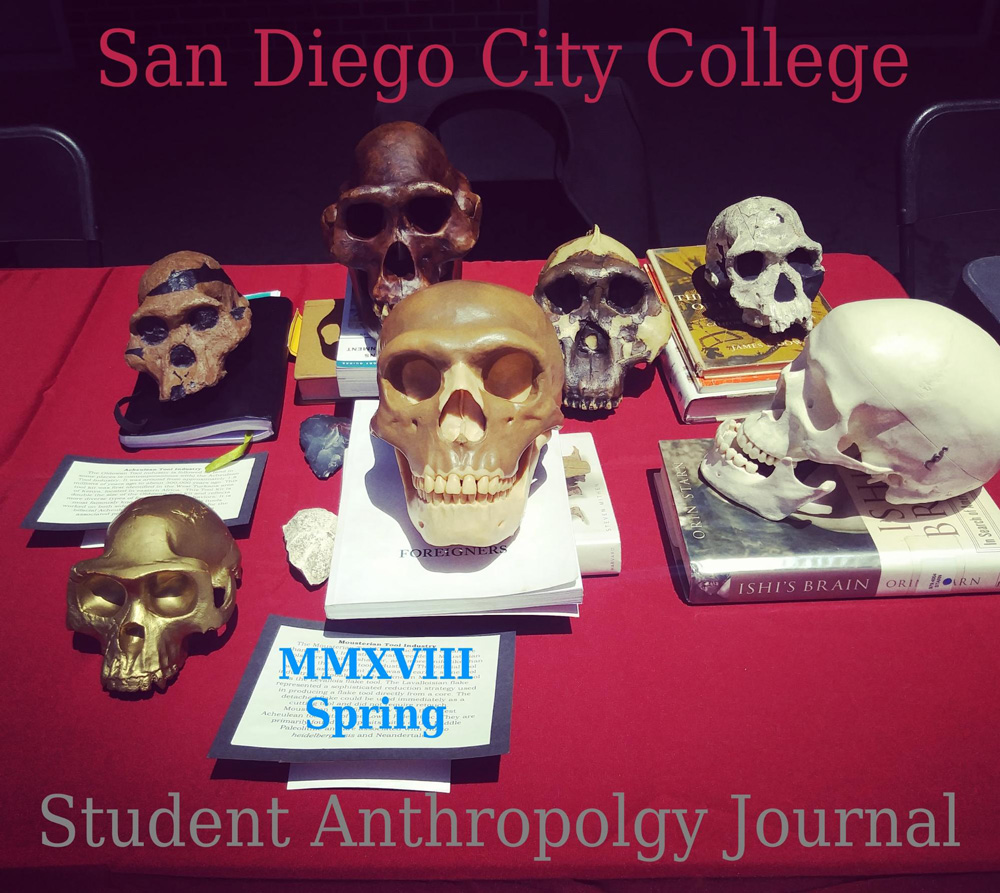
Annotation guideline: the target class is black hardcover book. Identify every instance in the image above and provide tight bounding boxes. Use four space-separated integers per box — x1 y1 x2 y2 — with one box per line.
116 296 292 448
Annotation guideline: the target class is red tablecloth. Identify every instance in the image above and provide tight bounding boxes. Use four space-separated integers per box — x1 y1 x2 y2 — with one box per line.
5 256 998 882
0 266 113 464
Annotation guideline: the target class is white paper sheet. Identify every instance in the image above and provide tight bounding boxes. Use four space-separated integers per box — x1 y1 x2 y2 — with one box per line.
35 457 258 527
229 624 502 752
287 759 451 793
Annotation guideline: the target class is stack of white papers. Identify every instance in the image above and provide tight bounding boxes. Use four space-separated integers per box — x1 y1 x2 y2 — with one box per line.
325 401 583 619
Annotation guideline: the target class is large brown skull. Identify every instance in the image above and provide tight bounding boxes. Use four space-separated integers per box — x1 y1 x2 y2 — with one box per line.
321 122 481 336
372 280 564 547
534 227 671 411
125 251 251 401
67 495 241 693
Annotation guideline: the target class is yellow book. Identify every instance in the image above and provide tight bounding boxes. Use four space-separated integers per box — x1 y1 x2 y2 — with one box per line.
645 245 830 378
293 299 342 402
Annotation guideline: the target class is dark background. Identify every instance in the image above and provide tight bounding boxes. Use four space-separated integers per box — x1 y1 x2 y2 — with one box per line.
2 0 998 293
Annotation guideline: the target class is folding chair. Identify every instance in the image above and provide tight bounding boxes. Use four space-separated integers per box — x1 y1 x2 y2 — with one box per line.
898 99 1000 301
0 125 102 267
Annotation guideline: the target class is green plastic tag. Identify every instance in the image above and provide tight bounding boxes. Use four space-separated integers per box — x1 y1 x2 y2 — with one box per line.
205 433 252 472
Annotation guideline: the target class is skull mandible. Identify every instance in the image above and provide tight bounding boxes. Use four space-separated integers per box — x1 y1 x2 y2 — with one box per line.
705 196 824 334
125 251 251 401
67 495 242 692
321 122 482 336
372 280 564 546
701 300 1000 520
534 226 671 411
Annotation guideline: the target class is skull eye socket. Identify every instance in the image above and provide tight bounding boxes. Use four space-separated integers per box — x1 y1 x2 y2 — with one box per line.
733 251 765 281
386 355 441 403
345 202 387 239
606 273 647 314
484 350 537 403
137 316 169 345
803 372 840 431
542 274 583 314
788 247 819 270
771 376 787 421
148 571 199 618
187 307 219 330
405 195 453 234
77 575 127 616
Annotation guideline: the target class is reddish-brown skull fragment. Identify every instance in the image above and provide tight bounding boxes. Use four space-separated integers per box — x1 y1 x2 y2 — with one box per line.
321 122 481 335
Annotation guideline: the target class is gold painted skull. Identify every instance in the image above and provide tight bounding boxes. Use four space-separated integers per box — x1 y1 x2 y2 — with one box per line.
67 495 242 693
372 280 564 547
321 122 481 336
125 251 252 401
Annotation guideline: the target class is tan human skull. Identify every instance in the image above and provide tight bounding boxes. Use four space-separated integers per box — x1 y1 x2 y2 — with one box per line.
705 197 824 334
372 280 564 546
125 251 251 401
321 122 481 336
534 226 671 411
67 495 241 693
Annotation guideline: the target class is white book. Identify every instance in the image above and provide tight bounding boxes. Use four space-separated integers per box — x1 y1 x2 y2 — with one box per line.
559 432 622 575
325 400 583 618
661 337 776 424
334 279 379 398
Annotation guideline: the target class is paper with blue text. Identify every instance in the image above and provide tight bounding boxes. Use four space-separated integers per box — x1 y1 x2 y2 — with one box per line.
210 617 514 762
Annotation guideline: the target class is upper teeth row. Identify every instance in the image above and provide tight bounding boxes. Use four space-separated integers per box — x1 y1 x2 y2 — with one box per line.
713 419 780 476
567 397 619 411
411 471 514 496
378 303 392 320
735 428 779 467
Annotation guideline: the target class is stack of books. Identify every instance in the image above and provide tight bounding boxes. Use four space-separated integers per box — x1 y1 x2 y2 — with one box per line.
654 438 1000 605
645 246 830 423
334 280 379 399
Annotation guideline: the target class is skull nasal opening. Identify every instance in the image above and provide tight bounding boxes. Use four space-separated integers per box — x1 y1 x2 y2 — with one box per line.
383 241 417 280
574 320 610 355
118 621 146 657
774 273 797 303
439 390 486 444
170 344 196 367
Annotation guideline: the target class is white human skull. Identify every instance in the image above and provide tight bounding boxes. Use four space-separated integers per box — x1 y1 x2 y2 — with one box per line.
533 226 671 411
705 196 824 334
701 300 1000 521
372 280 564 547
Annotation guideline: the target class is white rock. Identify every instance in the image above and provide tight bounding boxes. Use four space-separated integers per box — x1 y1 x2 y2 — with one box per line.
283 508 338 586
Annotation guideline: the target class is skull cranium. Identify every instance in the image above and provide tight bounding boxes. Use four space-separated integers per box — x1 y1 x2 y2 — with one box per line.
701 300 1000 521
67 495 241 692
322 122 481 336
372 280 564 546
125 251 251 401
533 227 671 411
705 197 824 334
